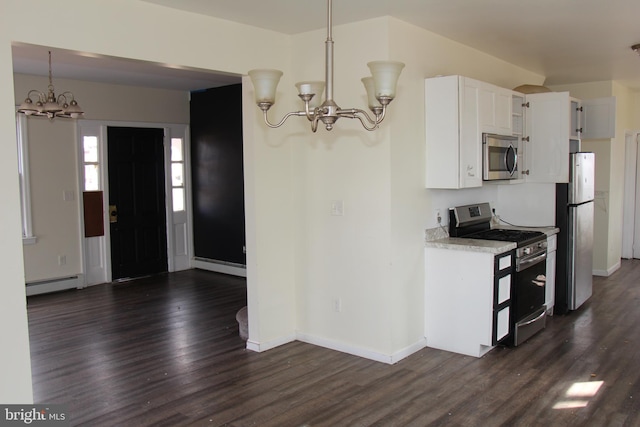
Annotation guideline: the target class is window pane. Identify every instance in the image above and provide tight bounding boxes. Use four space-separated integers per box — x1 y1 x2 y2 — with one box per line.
85 165 100 191
84 136 98 163
171 163 183 187
171 138 183 162
172 188 185 212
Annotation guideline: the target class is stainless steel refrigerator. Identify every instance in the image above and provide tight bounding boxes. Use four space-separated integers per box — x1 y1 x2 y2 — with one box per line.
555 152 595 314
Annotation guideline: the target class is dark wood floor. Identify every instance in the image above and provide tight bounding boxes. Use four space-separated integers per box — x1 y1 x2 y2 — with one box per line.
28 262 640 426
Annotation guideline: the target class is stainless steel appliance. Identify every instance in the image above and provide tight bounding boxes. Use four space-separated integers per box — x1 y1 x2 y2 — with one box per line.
483 133 519 181
555 152 595 314
449 203 548 346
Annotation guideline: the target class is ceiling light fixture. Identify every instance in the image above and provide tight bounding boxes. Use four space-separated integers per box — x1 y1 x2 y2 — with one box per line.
632 44 640 55
17 50 84 120
248 0 404 132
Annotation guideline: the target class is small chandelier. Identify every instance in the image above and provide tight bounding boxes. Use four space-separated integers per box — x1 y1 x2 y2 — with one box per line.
17 50 84 120
248 0 404 132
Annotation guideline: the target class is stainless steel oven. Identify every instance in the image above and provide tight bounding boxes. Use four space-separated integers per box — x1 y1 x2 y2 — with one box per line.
513 240 547 346
450 202 548 347
483 133 519 181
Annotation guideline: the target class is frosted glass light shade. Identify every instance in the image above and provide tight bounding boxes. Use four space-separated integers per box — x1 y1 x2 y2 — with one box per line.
361 77 381 109
248 69 283 104
295 81 325 108
18 98 38 114
367 61 405 99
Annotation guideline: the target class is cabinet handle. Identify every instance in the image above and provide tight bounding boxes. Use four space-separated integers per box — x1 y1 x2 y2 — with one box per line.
577 127 583 133
522 136 530 142
576 106 583 112
522 102 530 108
522 169 530 176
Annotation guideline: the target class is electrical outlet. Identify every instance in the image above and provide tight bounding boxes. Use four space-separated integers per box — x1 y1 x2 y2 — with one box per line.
434 209 442 224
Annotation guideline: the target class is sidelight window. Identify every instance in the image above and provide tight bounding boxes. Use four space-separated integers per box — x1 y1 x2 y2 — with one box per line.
83 136 100 191
170 137 185 212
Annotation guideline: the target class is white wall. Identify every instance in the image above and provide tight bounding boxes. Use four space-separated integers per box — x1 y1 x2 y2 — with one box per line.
1 0 292 403
20 117 82 282
288 16 547 362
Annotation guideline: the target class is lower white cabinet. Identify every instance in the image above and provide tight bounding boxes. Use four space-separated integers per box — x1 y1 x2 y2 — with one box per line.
425 248 515 357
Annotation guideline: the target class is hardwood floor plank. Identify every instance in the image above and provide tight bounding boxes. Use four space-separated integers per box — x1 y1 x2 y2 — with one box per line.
27 261 640 426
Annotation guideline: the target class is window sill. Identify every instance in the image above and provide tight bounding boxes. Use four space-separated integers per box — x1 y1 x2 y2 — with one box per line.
23 236 37 245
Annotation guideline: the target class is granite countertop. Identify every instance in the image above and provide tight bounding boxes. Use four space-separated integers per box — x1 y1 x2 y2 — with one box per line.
424 225 559 254
425 237 516 254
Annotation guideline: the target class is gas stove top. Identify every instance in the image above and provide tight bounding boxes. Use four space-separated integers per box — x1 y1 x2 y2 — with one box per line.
463 228 546 247
448 202 546 247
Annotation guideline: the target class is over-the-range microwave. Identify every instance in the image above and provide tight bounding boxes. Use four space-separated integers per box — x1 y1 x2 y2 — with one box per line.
483 133 519 181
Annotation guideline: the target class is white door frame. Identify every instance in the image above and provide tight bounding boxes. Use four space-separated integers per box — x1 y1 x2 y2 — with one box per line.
622 130 640 259
77 120 192 286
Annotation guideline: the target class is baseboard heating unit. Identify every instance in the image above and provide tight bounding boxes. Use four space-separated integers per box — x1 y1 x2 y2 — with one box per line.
26 275 82 296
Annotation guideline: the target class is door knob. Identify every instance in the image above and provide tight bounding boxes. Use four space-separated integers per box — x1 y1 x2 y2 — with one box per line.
109 205 118 223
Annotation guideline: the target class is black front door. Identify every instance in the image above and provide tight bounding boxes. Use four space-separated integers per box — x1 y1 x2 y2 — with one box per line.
108 127 168 280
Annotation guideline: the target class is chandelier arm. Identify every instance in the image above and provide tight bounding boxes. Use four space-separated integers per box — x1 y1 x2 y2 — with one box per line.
303 101 321 122
27 89 45 102
311 114 320 133
338 107 386 127
262 110 308 128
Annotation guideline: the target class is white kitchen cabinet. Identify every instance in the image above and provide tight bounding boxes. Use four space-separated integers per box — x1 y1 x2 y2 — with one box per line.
546 234 557 315
515 92 616 183
478 81 513 135
581 97 616 140
425 75 482 189
425 247 514 357
521 91 572 183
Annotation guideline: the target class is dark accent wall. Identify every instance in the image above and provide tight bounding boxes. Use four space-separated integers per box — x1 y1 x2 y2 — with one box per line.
190 84 246 265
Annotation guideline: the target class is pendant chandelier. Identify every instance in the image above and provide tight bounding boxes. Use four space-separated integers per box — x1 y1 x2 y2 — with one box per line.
248 0 404 132
17 50 84 120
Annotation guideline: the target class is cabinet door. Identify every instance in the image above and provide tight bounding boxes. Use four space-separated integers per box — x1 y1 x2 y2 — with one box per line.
525 92 570 183
425 76 481 189
581 97 616 139
511 93 525 138
459 78 482 188
479 82 512 135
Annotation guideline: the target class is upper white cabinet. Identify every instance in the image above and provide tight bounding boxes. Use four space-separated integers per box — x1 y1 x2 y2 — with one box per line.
425 75 616 189
425 75 482 189
517 93 615 183
522 92 572 183
580 97 616 140
478 82 513 135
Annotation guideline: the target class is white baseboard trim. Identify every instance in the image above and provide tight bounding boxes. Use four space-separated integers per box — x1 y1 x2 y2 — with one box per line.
192 258 246 277
390 338 428 364
296 332 426 365
593 260 621 277
246 334 296 352
26 275 83 296
246 331 426 364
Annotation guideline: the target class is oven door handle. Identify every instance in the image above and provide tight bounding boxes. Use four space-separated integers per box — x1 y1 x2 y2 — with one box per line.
518 309 546 327
517 252 547 272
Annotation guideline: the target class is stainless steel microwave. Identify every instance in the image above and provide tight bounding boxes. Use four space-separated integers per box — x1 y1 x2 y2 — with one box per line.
483 133 519 180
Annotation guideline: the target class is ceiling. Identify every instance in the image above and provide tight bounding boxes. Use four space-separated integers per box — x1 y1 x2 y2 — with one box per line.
12 0 640 91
